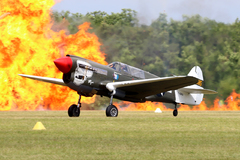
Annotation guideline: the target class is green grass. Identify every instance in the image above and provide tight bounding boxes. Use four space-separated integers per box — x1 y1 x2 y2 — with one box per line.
0 111 240 160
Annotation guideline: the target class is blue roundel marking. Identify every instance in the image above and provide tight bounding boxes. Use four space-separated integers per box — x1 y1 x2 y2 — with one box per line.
113 72 119 80
157 92 165 97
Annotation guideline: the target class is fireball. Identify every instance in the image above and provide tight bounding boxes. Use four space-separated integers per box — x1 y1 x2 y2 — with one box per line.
0 0 107 110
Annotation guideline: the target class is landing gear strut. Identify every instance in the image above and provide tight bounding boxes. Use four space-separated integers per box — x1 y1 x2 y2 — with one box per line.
173 103 178 117
106 93 118 117
68 94 81 117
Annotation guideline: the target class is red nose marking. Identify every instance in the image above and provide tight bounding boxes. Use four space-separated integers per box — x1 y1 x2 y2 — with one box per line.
54 57 73 73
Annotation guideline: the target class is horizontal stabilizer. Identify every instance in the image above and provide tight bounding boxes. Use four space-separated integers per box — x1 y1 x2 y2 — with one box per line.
19 74 66 86
178 87 217 94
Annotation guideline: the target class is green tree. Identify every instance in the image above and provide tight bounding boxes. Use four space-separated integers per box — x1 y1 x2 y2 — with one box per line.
51 9 240 105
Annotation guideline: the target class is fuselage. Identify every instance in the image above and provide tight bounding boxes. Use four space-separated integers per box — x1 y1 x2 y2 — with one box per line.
58 55 176 104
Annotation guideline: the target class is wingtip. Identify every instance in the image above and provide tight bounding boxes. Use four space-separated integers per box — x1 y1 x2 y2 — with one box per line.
213 91 218 94
18 74 28 77
207 90 218 94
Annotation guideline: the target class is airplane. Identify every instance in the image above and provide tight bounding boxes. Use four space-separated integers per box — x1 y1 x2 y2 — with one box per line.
19 54 217 117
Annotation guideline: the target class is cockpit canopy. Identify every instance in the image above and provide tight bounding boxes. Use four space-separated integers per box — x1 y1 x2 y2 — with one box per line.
108 62 145 79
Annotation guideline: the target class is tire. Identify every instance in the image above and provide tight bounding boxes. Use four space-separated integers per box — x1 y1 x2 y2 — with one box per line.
106 105 118 117
68 104 80 117
173 109 178 117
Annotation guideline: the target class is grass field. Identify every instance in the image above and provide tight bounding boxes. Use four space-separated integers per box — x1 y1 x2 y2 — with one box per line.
0 110 240 160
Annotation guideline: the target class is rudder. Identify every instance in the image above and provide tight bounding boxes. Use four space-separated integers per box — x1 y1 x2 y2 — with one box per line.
187 66 203 81
175 66 204 105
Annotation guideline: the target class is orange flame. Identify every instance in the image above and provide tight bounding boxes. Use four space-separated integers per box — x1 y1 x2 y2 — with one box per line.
114 101 172 111
116 90 240 111
0 0 107 110
1 1 239 112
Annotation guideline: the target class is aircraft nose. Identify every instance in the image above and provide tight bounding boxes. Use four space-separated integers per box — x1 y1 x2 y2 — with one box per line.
54 57 73 73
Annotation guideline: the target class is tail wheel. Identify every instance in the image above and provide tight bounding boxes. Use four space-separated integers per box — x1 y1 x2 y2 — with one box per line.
68 104 80 117
106 105 118 117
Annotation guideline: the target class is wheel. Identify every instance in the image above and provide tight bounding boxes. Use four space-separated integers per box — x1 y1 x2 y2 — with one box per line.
173 109 178 117
106 105 118 117
68 104 80 117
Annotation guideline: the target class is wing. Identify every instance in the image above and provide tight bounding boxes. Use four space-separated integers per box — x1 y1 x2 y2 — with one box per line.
106 76 198 99
19 74 66 86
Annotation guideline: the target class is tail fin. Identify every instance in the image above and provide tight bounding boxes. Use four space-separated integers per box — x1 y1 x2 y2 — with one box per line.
187 66 203 81
175 66 216 105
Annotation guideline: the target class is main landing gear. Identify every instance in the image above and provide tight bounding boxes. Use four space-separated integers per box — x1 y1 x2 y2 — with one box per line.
68 94 81 117
68 92 118 117
106 94 118 117
173 103 178 117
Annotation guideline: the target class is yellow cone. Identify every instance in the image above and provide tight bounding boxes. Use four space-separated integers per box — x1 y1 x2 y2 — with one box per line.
33 122 46 130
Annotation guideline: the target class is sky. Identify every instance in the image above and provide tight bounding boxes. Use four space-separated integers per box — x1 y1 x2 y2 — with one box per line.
52 0 240 24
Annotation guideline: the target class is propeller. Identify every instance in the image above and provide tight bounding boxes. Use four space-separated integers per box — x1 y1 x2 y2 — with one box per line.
54 57 72 73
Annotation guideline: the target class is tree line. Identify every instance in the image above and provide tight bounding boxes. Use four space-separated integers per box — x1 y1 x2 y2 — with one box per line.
51 9 240 105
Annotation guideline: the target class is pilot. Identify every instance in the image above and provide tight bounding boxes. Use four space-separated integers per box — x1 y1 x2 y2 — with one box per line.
121 65 128 72
112 64 116 70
